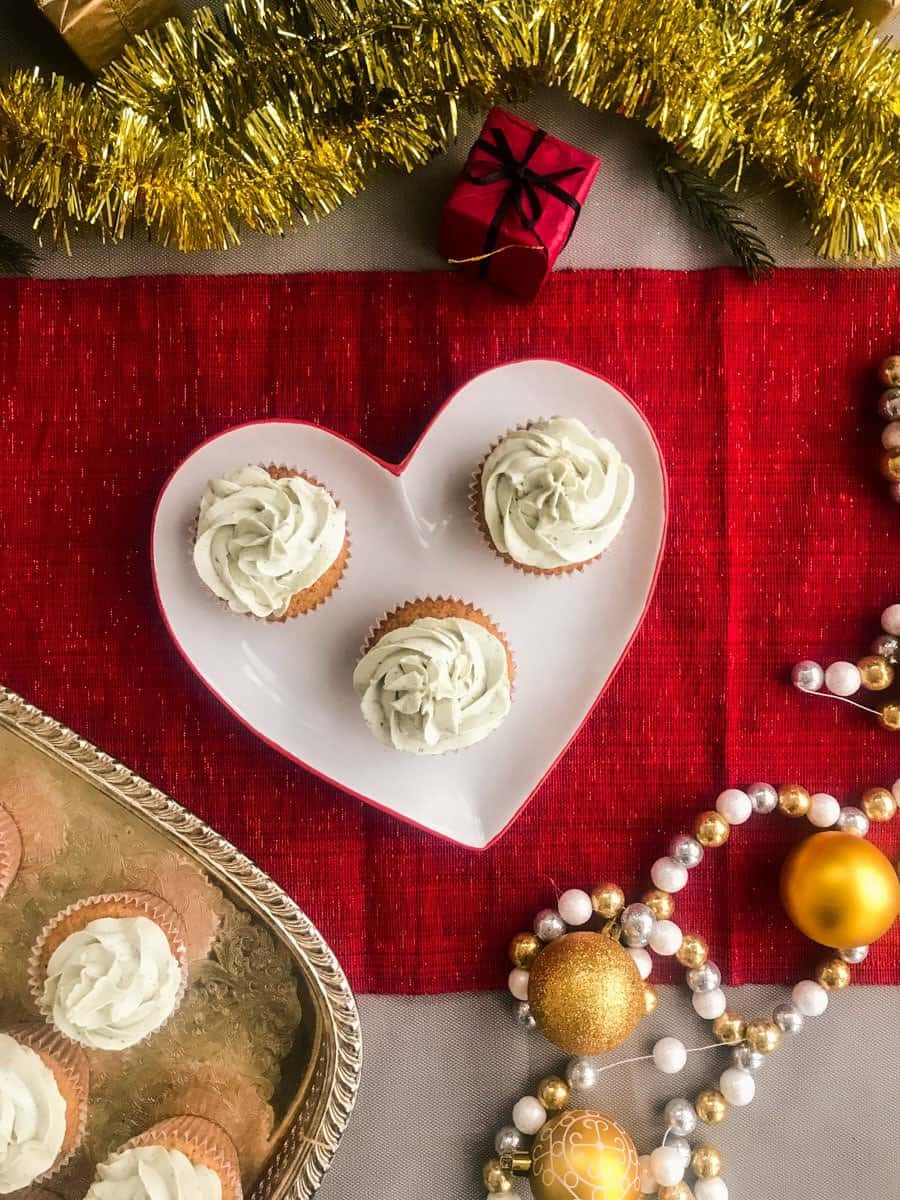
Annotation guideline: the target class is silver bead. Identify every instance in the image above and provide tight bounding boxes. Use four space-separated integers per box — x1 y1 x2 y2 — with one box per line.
667 1135 693 1169
839 945 869 964
732 1044 765 1072
878 389 900 421
686 960 721 992
513 1000 536 1028
835 806 869 837
664 1097 697 1137
773 1002 804 1035
534 908 566 941
791 660 825 692
495 1125 525 1155
669 834 704 869
747 781 778 814
871 634 900 665
565 1057 599 1091
620 903 655 948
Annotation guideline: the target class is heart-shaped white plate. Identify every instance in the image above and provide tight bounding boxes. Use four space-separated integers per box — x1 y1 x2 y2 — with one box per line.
152 360 667 848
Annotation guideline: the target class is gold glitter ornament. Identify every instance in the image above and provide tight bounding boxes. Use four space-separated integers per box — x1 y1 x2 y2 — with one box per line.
857 655 895 690
527 932 644 1056
530 1109 641 1200
642 983 659 1015
691 1146 723 1178
591 882 625 919
509 932 542 968
694 811 729 847
777 784 811 818
695 1090 728 1124
744 1018 782 1055
816 956 852 990
642 889 675 920
861 787 898 822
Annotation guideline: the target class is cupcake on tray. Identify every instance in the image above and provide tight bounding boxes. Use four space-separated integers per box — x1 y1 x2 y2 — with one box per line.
0 1024 89 1194
193 465 349 621
0 803 21 901
84 1117 242 1200
353 598 513 754
476 417 634 574
29 892 189 1051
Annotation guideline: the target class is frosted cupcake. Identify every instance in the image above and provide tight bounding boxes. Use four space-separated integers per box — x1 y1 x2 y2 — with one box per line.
0 1024 89 1193
193 465 348 620
85 1117 242 1200
29 892 189 1051
353 599 513 754
0 804 21 900
477 417 634 574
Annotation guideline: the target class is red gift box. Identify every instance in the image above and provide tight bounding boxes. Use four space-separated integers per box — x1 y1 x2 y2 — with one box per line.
439 108 600 300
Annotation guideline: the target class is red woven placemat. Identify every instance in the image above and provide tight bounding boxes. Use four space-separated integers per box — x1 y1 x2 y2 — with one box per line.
1 268 898 992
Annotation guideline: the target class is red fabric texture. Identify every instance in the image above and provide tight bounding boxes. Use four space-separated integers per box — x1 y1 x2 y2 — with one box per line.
0 268 898 994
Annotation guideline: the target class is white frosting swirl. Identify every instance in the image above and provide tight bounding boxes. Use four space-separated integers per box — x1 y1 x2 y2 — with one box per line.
85 1146 222 1200
43 915 183 1051
0 1032 67 1194
193 466 346 618
481 418 634 569
353 616 511 754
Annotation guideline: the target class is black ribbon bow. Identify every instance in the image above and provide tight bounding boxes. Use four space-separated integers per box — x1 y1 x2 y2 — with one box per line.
464 124 585 278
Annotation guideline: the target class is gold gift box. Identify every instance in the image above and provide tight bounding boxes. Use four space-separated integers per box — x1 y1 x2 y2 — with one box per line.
37 0 176 71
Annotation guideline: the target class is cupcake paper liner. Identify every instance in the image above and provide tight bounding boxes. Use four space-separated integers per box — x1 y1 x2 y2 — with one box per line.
0 765 66 869
159 1073 274 1183
28 891 189 1049
8 1022 90 1179
118 1117 243 1200
0 803 22 900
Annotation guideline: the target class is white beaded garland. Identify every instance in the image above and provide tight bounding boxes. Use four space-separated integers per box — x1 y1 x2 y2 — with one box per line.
716 788 752 825
824 661 861 696
628 946 653 980
508 968 530 1001
511 1095 546 1135
557 888 594 926
650 1145 684 1187
881 422 900 450
892 778 900 803
808 792 841 828
638 1155 657 1195
695 1178 729 1200
792 979 829 1017
881 604 900 636
652 1037 688 1074
692 987 727 1020
719 1066 755 1107
650 856 689 893
747 781 778 813
649 920 683 956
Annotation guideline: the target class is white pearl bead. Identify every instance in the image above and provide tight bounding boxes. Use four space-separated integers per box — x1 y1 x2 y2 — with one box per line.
628 947 653 980
650 856 689 893
638 1155 657 1195
652 1037 688 1074
808 792 840 828
881 604 900 636
792 979 829 1017
692 987 727 1020
695 1179 728 1200
716 788 752 824
508 968 530 1001
720 1066 755 1106
557 888 594 926
650 1145 684 1187
649 920 683 956
512 1096 546 1135
824 660 861 696
882 422 900 450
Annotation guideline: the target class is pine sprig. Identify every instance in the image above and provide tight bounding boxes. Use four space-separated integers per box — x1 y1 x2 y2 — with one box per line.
0 231 38 276
655 150 775 280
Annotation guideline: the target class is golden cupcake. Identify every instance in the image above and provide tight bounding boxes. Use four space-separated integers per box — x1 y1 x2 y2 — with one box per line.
85 1117 242 1200
353 598 513 754
192 465 349 620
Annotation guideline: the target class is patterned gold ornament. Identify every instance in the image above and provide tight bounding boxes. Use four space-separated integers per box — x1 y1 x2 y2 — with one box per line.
777 784 811 818
857 655 895 690
781 831 900 948
861 787 898 822
530 1109 641 1200
528 933 644 1055
591 883 625 919
694 811 729 847
509 932 542 968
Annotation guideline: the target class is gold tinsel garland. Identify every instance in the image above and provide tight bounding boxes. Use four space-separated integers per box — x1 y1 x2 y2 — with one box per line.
0 0 898 256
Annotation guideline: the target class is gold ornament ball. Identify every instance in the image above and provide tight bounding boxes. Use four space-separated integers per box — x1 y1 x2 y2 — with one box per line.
857 655 895 691
880 448 900 483
711 1011 746 1044
643 888 675 920
694 811 729 847
781 831 900 948
777 784 811 818
695 1090 728 1125
816 956 852 991
591 882 626 919
509 931 542 969
691 1146 723 1179
744 1018 782 1055
530 1109 641 1200
879 702 900 732
675 933 708 968
642 983 659 1015
528 932 645 1056
879 355 900 388
537 1075 570 1112
483 1159 513 1194
861 787 898 823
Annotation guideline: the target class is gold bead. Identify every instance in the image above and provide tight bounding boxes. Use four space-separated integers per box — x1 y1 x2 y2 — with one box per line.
857 655 895 691
694 810 729 847
695 1089 728 1124
816 955 852 991
591 882 625 919
691 1146 723 1179
676 933 709 968
711 1011 746 1044
642 982 659 1015
483 1158 513 1193
880 447 900 483
508 932 542 969
777 783 811 818
536 1075 570 1112
879 354 900 388
861 787 898 822
658 1185 693 1200
745 1018 782 1055
530 1110 641 1200
879 702 900 731
643 888 675 920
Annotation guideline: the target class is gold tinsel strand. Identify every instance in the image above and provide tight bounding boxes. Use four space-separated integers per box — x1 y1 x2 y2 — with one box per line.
0 0 897 256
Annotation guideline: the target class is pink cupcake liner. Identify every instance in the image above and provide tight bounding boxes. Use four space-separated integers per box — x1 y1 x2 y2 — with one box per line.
116 1117 242 1200
0 803 22 899
8 1022 90 1181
